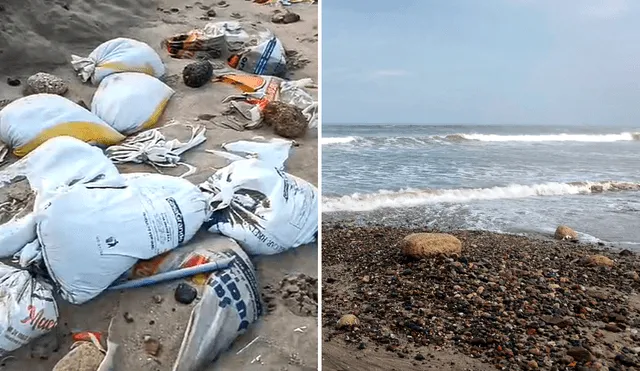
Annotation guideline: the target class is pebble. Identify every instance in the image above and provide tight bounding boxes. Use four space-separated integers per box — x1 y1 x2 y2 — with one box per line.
123 312 134 323
175 283 198 304
206 9 216 17
6 77 20 86
152 295 163 304
527 360 539 369
567 347 593 362
26 72 68 95
143 336 161 356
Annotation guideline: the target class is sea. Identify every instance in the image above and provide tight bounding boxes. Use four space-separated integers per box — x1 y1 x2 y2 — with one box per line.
322 124 640 248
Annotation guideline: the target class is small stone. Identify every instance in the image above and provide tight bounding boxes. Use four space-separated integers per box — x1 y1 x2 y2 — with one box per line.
415 353 425 361
358 342 366 350
337 314 359 329
175 283 198 304
143 336 161 356
152 295 163 304
206 9 216 17
615 354 638 367
26 72 68 95
527 360 539 369
554 225 578 240
6 77 20 86
362 275 370 283
230 12 243 19
170 7 180 12
567 347 594 362
584 254 614 267
626 271 640 281
604 323 622 333
123 312 134 323
620 249 634 256
76 99 89 110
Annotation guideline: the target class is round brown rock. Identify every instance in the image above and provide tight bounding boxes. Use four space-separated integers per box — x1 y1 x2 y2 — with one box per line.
400 233 462 259
182 60 213 88
554 225 577 241
337 314 359 329
26 72 68 95
263 101 307 139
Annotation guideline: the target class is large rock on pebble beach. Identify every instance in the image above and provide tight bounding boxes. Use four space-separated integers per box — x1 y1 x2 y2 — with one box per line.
400 233 462 259
554 225 577 241
26 72 68 95
585 254 615 267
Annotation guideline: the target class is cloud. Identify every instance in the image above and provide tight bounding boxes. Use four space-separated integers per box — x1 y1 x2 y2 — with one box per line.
370 69 409 78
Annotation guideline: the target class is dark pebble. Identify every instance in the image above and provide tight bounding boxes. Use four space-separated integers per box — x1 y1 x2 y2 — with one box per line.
206 9 216 17
6 77 20 86
415 353 425 361
615 354 638 367
182 60 213 88
170 7 180 12
567 347 593 362
175 283 198 304
620 249 634 256
358 342 366 350
123 312 134 323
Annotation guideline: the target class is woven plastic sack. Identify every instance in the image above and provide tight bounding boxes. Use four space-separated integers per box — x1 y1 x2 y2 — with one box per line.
38 173 209 304
71 38 166 85
199 158 318 255
0 263 58 355
0 94 125 157
92 72 174 135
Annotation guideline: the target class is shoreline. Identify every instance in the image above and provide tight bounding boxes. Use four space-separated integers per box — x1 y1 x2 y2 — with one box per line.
322 223 640 370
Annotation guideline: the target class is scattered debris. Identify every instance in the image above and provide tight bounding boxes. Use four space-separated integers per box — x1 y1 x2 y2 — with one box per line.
174 282 198 304
183 60 214 88
105 125 206 177
294 326 307 333
143 336 161 356
250 354 262 364
272 11 300 24
236 336 261 354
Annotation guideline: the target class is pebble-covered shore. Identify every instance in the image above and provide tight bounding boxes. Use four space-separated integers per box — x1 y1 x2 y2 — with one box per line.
322 224 640 370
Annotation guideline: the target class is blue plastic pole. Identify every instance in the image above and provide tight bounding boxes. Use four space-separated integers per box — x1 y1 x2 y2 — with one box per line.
107 257 236 291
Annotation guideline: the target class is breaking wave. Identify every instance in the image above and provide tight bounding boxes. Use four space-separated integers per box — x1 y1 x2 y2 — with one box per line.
322 181 640 213
459 132 640 142
321 136 358 145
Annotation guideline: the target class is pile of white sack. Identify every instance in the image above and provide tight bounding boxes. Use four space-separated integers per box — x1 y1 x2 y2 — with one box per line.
0 38 174 158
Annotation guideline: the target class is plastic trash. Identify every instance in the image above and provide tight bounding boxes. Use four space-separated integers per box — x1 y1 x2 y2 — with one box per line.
91 72 174 135
0 94 125 157
163 21 286 77
71 37 166 85
167 236 262 371
0 137 126 259
219 137 295 170
199 158 318 255
105 125 206 178
38 173 209 304
0 263 58 355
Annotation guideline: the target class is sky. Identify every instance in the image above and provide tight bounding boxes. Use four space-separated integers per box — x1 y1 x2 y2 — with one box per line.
322 0 640 126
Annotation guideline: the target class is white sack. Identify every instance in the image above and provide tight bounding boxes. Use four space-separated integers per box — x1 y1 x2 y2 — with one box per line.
0 263 58 355
0 94 125 157
200 159 317 255
39 173 209 304
92 72 174 135
71 37 166 85
0 137 125 258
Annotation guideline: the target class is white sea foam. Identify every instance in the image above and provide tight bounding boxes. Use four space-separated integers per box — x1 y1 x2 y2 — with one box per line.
460 132 640 142
322 181 640 212
321 136 357 145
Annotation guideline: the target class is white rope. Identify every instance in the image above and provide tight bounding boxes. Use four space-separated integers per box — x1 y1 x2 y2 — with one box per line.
106 125 206 178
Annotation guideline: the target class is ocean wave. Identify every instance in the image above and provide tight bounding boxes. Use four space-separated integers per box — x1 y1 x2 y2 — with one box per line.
322 181 640 212
321 136 358 145
457 132 640 143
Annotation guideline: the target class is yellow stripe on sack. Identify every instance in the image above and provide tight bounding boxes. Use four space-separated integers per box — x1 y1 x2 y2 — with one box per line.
98 62 156 76
14 122 126 157
140 98 170 131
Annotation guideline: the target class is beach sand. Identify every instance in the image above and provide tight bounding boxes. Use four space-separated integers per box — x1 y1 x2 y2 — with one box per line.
0 0 318 370
322 222 640 370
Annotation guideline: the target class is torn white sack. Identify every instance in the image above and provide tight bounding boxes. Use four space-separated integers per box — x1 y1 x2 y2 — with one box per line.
199 158 318 255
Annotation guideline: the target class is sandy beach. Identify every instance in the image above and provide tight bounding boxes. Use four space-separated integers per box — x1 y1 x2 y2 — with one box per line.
0 0 318 370
322 222 640 371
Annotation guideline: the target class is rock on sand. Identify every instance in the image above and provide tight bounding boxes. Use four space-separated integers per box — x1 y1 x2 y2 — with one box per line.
400 233 462 259
584 254 615 267
25 72 68 95
52 342 105 371
554 225 578 241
